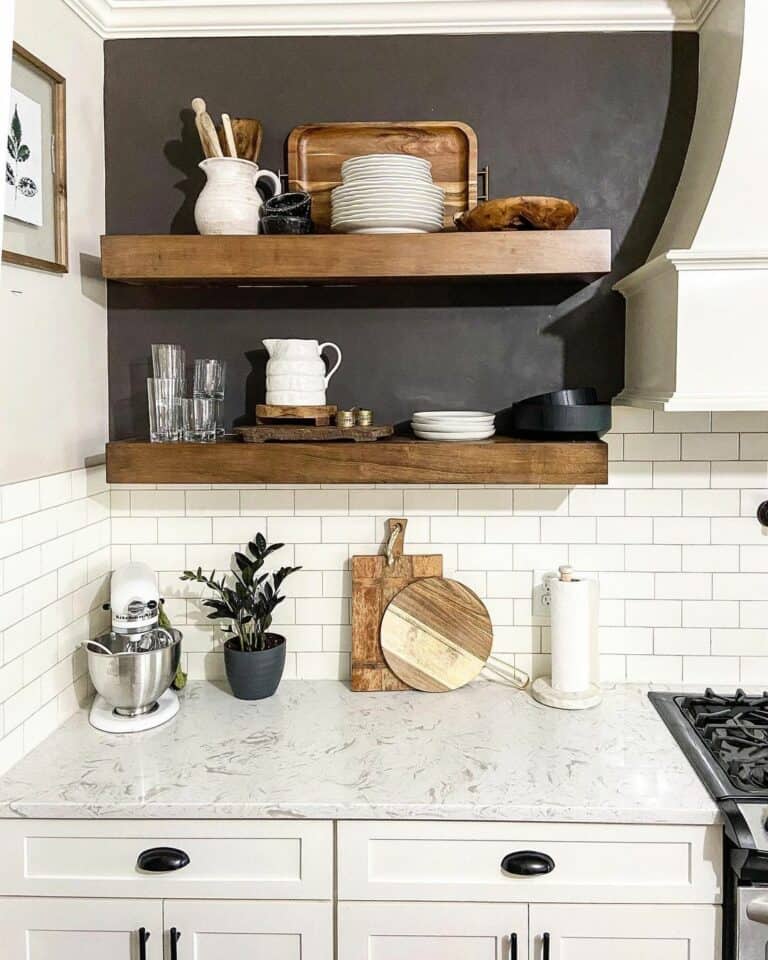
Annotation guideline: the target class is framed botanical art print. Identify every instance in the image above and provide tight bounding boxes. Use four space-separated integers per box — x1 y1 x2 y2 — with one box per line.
3 42 67 273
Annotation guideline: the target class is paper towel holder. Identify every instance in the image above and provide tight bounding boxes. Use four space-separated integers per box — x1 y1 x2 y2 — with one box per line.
531 565 602 711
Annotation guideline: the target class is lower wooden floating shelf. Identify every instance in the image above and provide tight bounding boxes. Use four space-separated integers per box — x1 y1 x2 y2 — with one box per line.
106 437 608 485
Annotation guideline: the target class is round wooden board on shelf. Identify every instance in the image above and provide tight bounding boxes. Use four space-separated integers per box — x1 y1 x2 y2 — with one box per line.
380 577 493 692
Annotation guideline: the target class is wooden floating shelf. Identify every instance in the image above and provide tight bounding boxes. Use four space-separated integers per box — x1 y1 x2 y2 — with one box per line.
106 437 608 486
100 231 611 285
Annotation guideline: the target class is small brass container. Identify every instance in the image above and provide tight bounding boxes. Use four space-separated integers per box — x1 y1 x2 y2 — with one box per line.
336 410 356 428
355 409 373 427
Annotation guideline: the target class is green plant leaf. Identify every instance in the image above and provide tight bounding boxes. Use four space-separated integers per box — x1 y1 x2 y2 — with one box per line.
255 532 267 555
16 144 29 162
7 135 17 160
5 162 14 186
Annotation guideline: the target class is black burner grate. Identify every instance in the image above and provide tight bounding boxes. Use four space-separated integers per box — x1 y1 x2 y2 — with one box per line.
679 688 768 794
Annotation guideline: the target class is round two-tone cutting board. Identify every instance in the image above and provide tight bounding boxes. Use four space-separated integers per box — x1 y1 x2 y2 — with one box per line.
380 576 493 692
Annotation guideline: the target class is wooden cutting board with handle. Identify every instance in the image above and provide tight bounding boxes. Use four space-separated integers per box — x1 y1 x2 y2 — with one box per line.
380 577 493 693
287 121 478 231
351 518 442 691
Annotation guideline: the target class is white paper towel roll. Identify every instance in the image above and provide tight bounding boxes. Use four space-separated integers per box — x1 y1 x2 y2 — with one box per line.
549 568 599 693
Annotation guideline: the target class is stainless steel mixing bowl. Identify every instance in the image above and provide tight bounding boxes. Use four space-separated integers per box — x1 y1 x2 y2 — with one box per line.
85 629 181 716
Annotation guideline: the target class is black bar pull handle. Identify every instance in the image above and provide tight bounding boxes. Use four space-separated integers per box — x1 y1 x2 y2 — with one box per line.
137 846 190 873
501 850 555 876
542 931 551 960
170 927 181 960
138 927 150 960
509 931 517 960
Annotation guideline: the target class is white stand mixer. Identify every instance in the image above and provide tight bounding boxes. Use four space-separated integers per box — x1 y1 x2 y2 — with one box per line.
86 562 181 733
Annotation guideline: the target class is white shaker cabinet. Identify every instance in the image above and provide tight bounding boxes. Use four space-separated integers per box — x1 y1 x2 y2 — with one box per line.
338 902 528 960
0 898 163 960
528 904 721 960
164 900 333 960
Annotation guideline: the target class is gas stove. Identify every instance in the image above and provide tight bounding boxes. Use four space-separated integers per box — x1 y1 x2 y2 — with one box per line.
651 689 768 960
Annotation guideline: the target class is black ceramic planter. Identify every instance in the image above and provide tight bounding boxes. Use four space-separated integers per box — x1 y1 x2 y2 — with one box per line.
224 634 286 700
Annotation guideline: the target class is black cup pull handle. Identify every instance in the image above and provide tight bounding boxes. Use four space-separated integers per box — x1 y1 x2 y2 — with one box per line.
137 846 190 872
501 850 555 876
542 931 551 960
757 502 768 528
170 927 181 960
138 927 150 960
509 931 517 960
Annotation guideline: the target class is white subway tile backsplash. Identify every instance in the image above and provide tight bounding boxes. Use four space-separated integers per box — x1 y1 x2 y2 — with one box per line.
624 433 680 461
3 413 768 769
682 433 738 461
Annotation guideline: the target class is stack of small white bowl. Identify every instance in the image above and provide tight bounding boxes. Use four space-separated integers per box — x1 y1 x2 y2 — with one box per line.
331 154 445 234
411 411 496 441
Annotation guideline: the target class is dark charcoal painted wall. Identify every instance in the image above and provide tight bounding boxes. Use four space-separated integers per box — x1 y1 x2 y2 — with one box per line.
105 34 697 438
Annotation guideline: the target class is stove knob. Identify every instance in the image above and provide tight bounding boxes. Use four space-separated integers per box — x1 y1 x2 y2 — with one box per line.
758 501 768 528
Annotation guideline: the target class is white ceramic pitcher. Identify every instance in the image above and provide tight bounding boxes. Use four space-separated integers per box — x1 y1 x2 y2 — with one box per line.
263 339 342 406
194 157 282 235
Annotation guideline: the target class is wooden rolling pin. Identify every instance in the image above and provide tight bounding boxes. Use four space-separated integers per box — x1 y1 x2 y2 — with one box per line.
191 97 223 159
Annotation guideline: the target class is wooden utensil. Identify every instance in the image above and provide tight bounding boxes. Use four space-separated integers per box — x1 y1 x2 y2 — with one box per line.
221 113 238 158
287 121 478 231
380 577 493 692
217 118 263 163
351 519 442 691
191 97 223 159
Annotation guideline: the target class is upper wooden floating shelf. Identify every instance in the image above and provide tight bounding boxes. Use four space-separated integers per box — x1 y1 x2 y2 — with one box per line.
106 437 608 486
100 231 611 285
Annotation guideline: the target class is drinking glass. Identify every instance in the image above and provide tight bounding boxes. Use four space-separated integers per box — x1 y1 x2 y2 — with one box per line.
152 344 186 388
182 397 216 443
147 378 181 442
193 359 226 400
194 359 226 435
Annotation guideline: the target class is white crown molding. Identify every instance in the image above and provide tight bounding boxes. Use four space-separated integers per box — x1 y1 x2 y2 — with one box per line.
615 248 768 297
62 0 704 40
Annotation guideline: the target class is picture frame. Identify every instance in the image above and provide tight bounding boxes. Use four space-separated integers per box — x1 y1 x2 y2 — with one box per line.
3 42 67 273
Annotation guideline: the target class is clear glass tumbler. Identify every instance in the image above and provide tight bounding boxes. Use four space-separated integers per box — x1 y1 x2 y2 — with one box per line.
193 358 226 400
193 359 226 436
147 378 182 442
182 397 216 442
152 344 186 387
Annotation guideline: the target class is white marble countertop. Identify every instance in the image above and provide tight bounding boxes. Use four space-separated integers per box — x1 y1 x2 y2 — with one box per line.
0 680 719 824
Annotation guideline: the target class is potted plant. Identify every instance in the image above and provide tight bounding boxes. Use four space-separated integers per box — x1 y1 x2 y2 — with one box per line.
181 533 300 700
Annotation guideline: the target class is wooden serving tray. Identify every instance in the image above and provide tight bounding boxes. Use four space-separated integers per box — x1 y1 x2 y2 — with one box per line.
287 121 478 231
256 404 337 425
236 425 393 443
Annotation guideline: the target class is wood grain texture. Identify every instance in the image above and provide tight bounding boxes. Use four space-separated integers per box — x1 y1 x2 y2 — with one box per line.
287 121 478 231
236 425 393 442
381 578 493 692
457 196 579 232
216 118 263 163
100 231 611 285
351 519 443 692
105 437 608 485
255 404 338 424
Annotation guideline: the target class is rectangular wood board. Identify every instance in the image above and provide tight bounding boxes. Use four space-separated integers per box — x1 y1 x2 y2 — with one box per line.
351 518 443 691
287 121 478 231
255 404 337 425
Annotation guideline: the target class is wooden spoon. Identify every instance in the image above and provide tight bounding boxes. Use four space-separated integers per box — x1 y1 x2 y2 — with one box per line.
221 113 238 158
191 97 223 159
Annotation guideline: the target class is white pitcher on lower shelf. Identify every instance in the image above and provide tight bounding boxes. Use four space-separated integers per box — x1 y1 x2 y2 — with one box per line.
263 338 343 406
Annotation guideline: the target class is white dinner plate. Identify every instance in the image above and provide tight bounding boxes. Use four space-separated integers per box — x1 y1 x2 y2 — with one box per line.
413 429 496 441
342 154 431 171
333 183 444 196
342 173 433 186
332 204 444 217
333 220 443 233
413 410 494 420
411 420 494 432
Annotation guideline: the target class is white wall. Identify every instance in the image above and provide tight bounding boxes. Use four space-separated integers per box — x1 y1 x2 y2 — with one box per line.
0 0 106 486
0 0 14 247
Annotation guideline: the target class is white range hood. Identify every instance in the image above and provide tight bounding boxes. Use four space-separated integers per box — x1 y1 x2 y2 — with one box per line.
615 0 768 410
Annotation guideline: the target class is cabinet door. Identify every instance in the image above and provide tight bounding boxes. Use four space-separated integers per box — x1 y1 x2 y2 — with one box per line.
529 904 721 960
164 900 332 960
0 897 163 959
339 902 528 960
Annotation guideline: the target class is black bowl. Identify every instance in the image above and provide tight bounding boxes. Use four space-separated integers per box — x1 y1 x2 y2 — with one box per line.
516 388 599 407
263 191 312 219
508 403 612 439
261 215 313 235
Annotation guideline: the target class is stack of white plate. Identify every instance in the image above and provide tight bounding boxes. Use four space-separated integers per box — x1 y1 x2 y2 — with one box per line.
411 411 496 441
331 154 445 234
